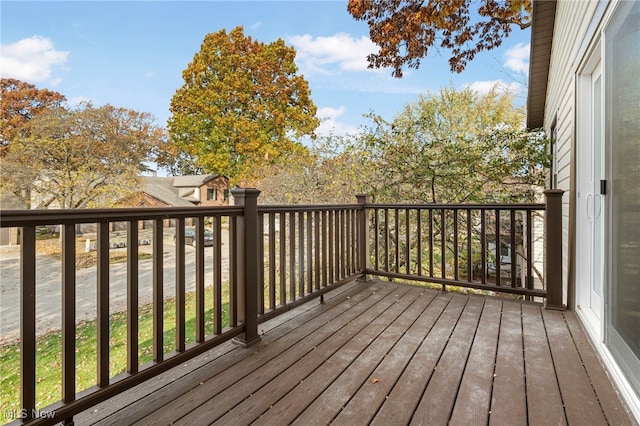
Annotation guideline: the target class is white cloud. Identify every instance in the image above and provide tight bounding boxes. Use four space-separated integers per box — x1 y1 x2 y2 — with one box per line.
504 42 530 73
251 21 263 30
315 105 360 137
288 33 378 75
466 80 523 95
0 36 69 83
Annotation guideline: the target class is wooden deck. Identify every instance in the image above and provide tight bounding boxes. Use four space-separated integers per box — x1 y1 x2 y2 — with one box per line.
80 279 635 426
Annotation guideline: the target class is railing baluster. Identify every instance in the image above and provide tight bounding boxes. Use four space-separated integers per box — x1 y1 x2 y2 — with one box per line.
405 209 411 275
298 211 305 296
280 212 287 304
526 209 533 293
229 216 238 327
194 217 205 343
306 211 313 293
62 224 76 403
417 209 422 276
384 209 389 273
269 212 276 310
481 210 487 284
314 210 321 290
351 209 357 273
175 218 186 352
20 224 36 420
466 210 472 283
428 209 433 277
289 212 296 300
322 210 328 287
258 213 265 314
453 209 459 281
127 221 139 372
511 209 517 288
97 222 109 385
335 210 341 282
374 209 379 271
440 209 446 283
328 210 334 284
213 215 222 335
394 209 399 274
495 210 501 287
153 219 163 362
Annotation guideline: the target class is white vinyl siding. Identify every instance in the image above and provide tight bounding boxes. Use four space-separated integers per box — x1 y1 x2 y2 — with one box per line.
543 0 603 303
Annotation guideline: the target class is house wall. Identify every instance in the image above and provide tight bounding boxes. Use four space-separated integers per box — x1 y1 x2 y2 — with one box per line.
198 177 229 207
543 0 602 305
545 1 640 419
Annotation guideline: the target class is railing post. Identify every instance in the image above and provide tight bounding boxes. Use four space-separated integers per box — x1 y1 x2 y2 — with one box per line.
544 189 565 309
231 188 262 347
357 194 370 280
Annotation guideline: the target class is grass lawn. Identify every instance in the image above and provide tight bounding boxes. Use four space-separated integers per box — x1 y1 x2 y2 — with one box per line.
0 288 230 423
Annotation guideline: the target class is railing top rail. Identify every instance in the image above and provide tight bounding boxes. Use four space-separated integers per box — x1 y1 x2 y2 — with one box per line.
0 206 244 227
258 204 363 213
366 203 546 210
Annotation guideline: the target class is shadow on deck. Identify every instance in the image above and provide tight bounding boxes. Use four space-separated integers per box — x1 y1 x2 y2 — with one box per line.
79 279 634 426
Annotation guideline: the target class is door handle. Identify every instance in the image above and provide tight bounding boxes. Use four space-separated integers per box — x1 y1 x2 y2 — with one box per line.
586 193 593 220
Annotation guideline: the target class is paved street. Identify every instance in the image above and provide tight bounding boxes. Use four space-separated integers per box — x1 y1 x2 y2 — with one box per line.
0 228 230 345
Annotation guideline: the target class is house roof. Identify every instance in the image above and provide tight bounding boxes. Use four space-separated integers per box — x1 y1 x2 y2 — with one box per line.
172 175 219 188
143 176 196 207
526 0 557 130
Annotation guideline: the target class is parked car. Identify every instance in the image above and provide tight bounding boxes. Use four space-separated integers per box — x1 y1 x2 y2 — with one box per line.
175 227 214 247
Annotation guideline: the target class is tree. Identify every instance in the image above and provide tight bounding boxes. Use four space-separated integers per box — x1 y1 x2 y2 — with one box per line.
361 85 549 203
0 78 66 155
167 26 319 183
0 103 166 208
249 134 381 204
347 0 532 76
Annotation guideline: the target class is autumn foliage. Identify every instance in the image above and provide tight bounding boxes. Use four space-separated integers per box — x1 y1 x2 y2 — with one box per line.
168 27 319 183
348 0 532 76
0 78 66 155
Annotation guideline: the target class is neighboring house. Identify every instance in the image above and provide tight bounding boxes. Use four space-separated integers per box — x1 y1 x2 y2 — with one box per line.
140 175 230 208
528 0 639 420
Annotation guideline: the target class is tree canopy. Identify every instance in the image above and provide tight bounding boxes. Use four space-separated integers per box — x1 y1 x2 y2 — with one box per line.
347 0 532 76
0 103 166 209
167 26 319 183
0 78 66 155
252 85 549 205
361 85 549 203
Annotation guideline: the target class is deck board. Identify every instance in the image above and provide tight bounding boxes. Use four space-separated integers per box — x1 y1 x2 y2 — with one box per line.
212 286 420 425
84 279 635 426
410 295 484 425
521 303 566 425
448 297 502 426
543 309 608 425
490 300 527 426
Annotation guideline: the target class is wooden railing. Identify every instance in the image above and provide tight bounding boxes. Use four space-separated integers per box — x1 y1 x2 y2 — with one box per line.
0 188 563 425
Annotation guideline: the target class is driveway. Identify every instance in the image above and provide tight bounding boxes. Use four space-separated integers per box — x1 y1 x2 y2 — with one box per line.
0 229 230 345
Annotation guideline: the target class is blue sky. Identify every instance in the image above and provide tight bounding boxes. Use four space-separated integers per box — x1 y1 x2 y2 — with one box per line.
1 1 531 138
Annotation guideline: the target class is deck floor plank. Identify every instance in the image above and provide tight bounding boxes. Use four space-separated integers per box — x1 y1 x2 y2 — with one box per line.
521 303 567 425
330 290 449 425
448 297 502 426
564 313 636 426
293 287 436 425
254 291 449 425
409 295 485 425
135 281 397 426
489 299 527 426
210 286 424 425
106 280 636 426
542 309 608 425
370 293 468 426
